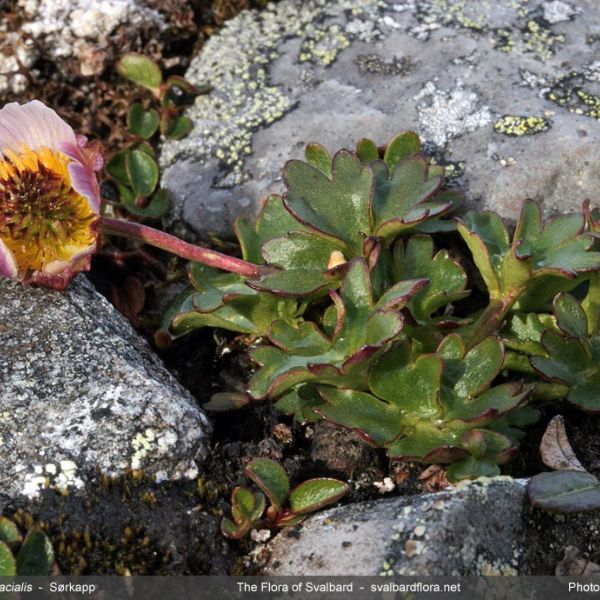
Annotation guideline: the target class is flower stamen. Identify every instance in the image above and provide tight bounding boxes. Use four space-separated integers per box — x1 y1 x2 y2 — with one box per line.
0 145 97 276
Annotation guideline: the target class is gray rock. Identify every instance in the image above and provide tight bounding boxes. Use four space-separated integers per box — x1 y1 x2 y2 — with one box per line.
261 477 525 576
0 276 211 501
161 0 600 240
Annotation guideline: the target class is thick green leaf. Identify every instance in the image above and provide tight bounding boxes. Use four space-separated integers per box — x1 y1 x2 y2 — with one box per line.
122 188 170 219
392 235 469 320
269 320 330 355
125 149 159 198
554 293 588 337
532 328 600 412
372 158 444 239
275 385 323 423
501 312 554 355
0 541 16 576
386 427 465 462
356 138 379 163
459 202 600 306
447 382 531 423
16 530 54 576
248 259 404 401
528 471 600 513
317 333 525 471
248 269 335 298
446 457 501 482
127 103 160 139
442 336 504 399
106 151 130 187
160 264 301 340
370 351 443 418
289 479 350 514
583 273 600 334
316 387 401 446
221 517 250 539
235 195 308 264
374 278 428 311
0 517 22 549
245 458 290 511
166 116 194 140
231 487 265 524
262 232 341 270
383 131 421 172
116 53 162 91
305 143 332 178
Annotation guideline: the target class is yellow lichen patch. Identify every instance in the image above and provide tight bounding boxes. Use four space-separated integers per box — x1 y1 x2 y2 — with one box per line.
524 19 564 62
0 145 96 275
298 24 351 66
493 115 550 136
575 89 600 120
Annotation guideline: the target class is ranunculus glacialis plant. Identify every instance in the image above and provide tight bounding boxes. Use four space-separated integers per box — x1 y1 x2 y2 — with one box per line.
0 100 263 291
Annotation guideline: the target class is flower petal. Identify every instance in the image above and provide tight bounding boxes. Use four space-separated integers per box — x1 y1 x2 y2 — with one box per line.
28 248 94 291
67 159 102 213
0 238 17 279
0 100 77 156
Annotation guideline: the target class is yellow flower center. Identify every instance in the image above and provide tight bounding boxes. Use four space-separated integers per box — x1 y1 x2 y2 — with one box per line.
0 146 97 274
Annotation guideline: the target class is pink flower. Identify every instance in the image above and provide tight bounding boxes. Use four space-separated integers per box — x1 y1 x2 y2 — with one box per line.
0 100 102 290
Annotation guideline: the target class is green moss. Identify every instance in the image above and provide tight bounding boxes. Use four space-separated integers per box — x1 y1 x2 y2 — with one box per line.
4 469 235 575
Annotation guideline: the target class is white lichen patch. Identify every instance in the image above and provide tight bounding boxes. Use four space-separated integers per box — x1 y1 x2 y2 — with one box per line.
19 460 84 499
55 460 84 492
21 473 48 499
415 81 492 147
251 529 272 543
583 61 600 83
542 1 579 25
19 0 164 57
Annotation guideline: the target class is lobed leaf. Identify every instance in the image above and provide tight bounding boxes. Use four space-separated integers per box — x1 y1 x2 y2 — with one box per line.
383 131 421 172
392 235 469 320
284 150 373 255
247 259 406 402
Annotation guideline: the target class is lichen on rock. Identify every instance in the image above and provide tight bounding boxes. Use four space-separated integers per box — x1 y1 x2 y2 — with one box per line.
0 276 211 500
